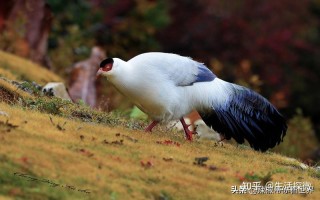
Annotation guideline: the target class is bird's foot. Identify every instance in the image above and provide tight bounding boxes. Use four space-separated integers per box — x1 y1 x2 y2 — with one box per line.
180 118 193 141
145 121 159 132
218 134 226 142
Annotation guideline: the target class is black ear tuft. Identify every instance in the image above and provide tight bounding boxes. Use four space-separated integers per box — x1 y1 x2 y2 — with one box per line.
100 58 114 68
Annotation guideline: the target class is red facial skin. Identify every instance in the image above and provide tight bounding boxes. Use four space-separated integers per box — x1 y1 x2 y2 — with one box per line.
101 63 113 72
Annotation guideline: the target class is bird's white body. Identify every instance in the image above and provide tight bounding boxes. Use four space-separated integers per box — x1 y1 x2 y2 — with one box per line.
98 52 287 151
104 53 229 122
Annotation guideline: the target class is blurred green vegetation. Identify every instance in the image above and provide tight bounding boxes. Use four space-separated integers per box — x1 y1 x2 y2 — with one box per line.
273 109 318 159
46 0 170 78
47 0 100 77
101 0 170 59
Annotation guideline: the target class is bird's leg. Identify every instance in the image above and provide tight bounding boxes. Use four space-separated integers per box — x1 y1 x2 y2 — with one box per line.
180 118 193 141
145 121 159 132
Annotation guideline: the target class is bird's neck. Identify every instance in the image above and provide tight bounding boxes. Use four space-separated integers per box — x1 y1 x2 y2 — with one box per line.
107 63 141 98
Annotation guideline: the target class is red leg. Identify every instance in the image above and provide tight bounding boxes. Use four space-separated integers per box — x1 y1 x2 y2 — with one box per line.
145 121 159 132
180 118 193 141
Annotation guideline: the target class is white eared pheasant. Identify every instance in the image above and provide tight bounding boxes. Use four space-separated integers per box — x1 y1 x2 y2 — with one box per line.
97 52 287 151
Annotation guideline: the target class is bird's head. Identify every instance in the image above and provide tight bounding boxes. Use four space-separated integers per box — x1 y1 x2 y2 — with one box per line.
96 58 114 78
97 58 125 78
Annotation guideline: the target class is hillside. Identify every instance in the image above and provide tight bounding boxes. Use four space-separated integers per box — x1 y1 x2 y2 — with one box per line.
0 52 320 200
0 51 62 84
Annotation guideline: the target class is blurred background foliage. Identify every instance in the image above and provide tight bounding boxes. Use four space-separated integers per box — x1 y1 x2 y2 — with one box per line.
47 0 169 77
47 0 101 76
0 0 320 160
273 109 318 160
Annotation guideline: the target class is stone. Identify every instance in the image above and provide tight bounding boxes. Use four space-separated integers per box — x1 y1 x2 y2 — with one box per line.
42 82 71 100
194 119 222 141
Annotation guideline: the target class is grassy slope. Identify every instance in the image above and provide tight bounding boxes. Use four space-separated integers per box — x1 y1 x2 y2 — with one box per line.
0 52 320 199
0 50 62 84
1 103 320 200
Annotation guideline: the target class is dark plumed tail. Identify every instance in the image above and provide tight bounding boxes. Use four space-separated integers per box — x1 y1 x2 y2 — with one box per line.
200 83 287 152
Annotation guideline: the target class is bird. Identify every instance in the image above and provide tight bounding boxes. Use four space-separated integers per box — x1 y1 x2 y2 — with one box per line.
97 52 287 151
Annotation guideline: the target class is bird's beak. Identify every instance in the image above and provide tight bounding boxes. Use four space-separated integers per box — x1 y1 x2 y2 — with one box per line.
96 69 103 78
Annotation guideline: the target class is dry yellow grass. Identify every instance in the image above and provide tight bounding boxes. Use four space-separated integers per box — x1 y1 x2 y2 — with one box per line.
0 102 319 200
0 50 62 84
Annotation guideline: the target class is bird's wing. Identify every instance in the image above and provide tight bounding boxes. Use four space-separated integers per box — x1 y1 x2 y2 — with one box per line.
128 52 216 86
